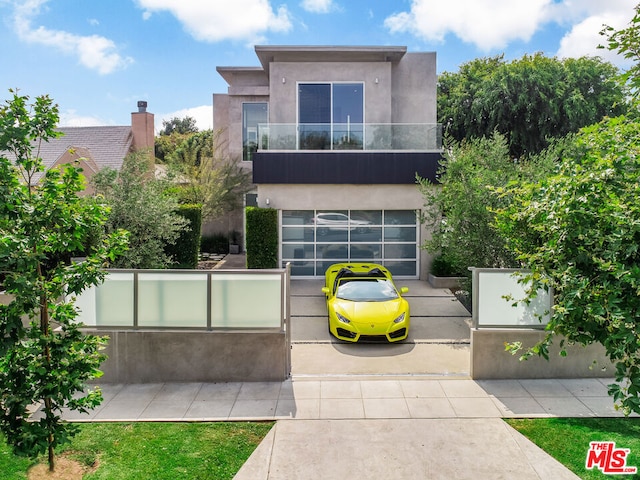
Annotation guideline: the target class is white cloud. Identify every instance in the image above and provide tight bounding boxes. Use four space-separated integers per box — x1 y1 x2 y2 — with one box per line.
385 0 553 51
156 105 213 133
384 0 638 63
300 0 335 14
59 110 106 127
11 0 133 75
136 0 292 42
556 5 637 67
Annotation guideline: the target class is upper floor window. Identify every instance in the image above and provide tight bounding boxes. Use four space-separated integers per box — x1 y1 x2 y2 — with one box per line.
243 103 268 161
298 83 363 150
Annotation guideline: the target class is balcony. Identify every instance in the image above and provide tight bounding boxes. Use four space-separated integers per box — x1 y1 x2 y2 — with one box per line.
257 123 442 152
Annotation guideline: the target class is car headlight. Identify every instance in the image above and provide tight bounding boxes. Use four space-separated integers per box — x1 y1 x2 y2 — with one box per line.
393 313 406 324
336 312 351 324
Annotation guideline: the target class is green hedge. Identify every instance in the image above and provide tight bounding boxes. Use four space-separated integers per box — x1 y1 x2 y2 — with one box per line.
245 207 278 269
166 204 202 269
200 233 229 254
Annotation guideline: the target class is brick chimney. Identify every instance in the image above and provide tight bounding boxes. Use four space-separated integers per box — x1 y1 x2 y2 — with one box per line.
131 101 155 163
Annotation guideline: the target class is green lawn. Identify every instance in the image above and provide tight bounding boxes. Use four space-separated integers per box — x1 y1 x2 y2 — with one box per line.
506 418 640 480
0 422 274 480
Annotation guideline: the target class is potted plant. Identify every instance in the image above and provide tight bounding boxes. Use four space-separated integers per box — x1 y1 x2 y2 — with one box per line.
229 230 241 254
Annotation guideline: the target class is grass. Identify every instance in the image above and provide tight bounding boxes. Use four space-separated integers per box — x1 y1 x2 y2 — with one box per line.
0 422 274 480
506 417 640 480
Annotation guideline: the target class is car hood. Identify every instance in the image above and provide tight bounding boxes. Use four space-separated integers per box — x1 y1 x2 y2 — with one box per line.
333 298 406 323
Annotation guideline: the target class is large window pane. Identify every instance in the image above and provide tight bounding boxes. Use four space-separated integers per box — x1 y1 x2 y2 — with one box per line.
351 244 382 259
384 244 417 259
317 244 349 259
282 227 314 242
351 210 382 225
351 226 382 242
384 226 416 242
243 103 267 161
385 210 417 225
384 261 417 276
282 244 314 260
333 83 363 150
283 210 314 225
299 84 331 150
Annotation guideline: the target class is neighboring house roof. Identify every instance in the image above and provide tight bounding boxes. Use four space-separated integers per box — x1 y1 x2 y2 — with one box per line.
38 126 133 172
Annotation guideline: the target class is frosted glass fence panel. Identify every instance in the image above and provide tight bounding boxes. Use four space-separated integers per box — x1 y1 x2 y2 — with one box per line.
211 274 282 328
75 272 134 326
138 272 208 327
73 270 286 329
472 268 551 328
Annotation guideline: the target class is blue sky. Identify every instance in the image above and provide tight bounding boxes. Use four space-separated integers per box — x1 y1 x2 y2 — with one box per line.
0 0 636 132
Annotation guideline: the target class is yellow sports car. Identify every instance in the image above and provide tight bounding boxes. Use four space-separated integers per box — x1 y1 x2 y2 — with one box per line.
322 263 410 342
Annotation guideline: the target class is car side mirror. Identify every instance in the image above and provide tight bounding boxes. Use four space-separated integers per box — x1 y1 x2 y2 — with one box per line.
400 287 409 294
321 287 330 294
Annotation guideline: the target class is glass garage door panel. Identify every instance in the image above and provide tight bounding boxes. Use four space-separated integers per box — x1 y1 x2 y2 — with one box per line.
281 210 418 277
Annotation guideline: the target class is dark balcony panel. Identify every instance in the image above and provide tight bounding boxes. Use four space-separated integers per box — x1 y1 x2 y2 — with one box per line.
252 151 441 184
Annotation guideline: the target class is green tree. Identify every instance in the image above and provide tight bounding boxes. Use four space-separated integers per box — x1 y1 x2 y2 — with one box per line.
439 54 627 157
168 130 252 221
600 3 640 102
92 151 188 269
0 90 128 471
418 133 555 275
494 116 640 415
159 115 198 136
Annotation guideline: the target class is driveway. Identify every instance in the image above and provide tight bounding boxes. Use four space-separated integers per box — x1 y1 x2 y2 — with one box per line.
289 280 472 377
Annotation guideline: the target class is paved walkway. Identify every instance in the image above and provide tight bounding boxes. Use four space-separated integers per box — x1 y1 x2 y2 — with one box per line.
54 377 632 479
62 377 624 423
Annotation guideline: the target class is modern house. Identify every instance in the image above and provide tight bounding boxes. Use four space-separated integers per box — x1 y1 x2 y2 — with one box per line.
29 101 155 194
213 46 442 279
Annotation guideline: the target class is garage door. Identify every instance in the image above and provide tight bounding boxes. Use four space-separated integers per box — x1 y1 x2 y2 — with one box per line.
281 210 418 278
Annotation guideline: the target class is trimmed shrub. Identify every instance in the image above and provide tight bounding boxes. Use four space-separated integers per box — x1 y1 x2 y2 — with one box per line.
200 233 229 254
166 204 202 268
245 207 278 269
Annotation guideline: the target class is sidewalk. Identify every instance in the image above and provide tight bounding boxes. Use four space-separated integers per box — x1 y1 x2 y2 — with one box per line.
64 377 624 423
53 377 631 479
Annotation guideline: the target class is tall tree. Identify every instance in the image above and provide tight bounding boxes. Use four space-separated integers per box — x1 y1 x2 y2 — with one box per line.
438 54 627 157
159 115 198 136
167 130 252 220
494 115 640 415
92 151 188 269
418 132 556 275
0 90 128 471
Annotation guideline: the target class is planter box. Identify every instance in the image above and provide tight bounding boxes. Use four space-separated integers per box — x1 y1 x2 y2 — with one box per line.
428 273 466 289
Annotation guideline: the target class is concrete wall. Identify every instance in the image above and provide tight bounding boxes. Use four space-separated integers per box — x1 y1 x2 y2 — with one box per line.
86 329 288 383
392 52 437 124
471 328 615 379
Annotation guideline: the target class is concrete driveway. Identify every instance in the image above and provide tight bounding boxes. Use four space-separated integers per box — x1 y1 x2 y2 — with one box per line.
289 280 472 377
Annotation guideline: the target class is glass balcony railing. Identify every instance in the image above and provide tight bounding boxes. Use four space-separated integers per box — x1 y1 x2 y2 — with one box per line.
258 123 442 151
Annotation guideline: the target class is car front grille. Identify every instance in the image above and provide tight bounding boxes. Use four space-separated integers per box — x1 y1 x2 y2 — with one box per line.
357 335 390 343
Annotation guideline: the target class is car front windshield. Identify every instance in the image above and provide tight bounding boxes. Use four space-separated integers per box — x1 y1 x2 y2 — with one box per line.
336 279 399 302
